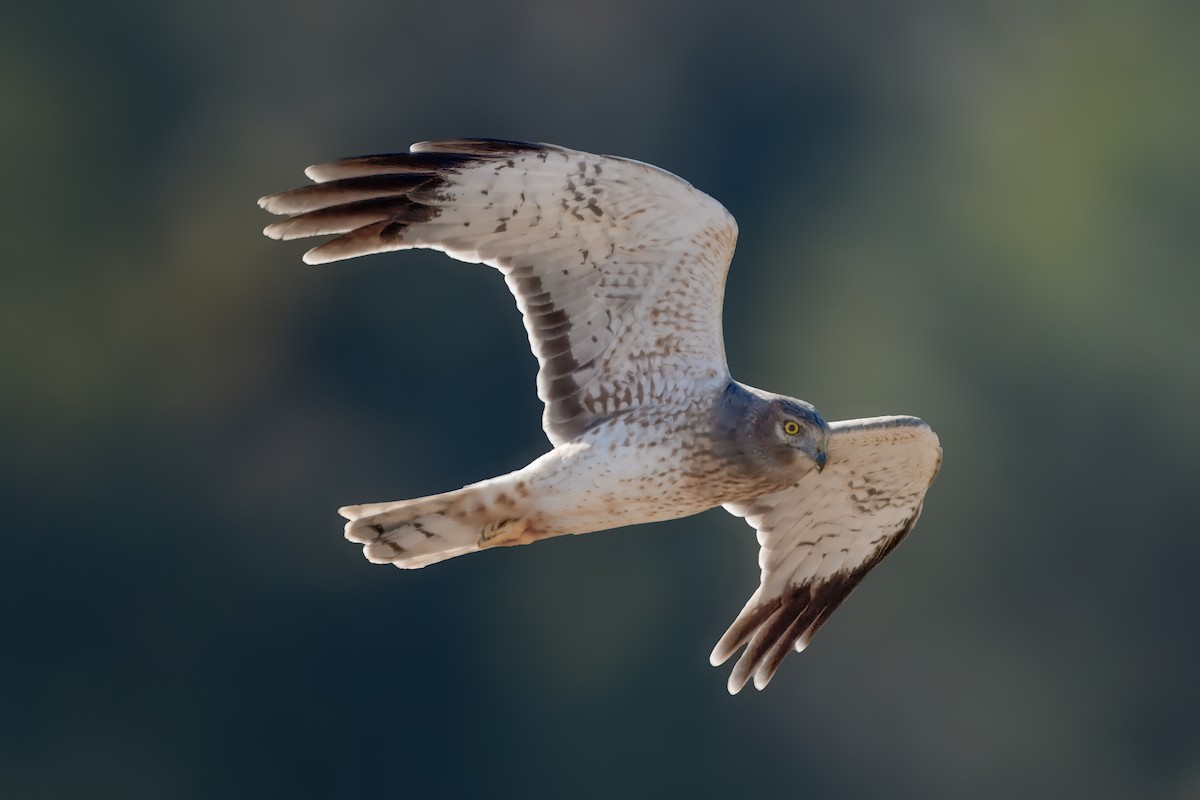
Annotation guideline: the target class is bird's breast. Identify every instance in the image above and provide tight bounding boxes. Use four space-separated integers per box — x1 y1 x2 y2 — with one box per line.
529 407 795 533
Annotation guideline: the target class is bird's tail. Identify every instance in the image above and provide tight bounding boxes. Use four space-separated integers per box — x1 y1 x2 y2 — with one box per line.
339 479 536 568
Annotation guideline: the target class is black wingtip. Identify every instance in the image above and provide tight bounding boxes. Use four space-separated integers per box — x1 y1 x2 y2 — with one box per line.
304 152 478 182
410 138 552 157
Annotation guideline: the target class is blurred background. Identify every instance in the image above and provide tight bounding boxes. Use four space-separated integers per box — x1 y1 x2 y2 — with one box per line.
4 0 1198 797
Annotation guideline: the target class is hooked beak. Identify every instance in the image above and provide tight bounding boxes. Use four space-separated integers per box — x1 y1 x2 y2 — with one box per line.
808 425 829 472
794 404 830 473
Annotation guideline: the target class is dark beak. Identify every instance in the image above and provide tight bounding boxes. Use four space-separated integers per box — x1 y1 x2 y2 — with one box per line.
807 435 827 472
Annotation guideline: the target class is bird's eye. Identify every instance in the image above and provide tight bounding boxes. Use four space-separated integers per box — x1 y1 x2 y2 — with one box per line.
783 420 801 436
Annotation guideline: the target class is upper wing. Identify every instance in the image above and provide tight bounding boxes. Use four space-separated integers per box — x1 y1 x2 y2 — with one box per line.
259 139 738 445
712 416 942 694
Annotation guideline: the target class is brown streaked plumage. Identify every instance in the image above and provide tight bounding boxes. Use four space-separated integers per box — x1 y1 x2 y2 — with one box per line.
259 139 942 693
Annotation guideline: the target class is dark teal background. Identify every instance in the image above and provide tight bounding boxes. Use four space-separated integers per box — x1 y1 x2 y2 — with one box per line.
4 1 1198 797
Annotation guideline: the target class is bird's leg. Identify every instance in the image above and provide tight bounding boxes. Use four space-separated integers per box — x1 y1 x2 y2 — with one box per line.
478 517 540 548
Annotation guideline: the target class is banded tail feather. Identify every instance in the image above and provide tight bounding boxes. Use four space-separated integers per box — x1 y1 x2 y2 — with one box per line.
339 478 537 569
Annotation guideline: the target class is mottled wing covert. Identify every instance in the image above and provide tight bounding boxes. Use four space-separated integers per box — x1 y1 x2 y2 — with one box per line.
259 139 738 445
713 416 942 694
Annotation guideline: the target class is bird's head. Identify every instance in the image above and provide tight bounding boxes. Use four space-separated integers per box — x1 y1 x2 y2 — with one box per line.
715 383 831 481
762 396 829 473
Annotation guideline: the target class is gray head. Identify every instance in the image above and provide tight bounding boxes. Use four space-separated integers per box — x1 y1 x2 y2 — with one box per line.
715 383 831 481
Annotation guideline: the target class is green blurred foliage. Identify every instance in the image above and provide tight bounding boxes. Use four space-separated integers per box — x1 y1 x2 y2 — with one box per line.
3 1 1198 798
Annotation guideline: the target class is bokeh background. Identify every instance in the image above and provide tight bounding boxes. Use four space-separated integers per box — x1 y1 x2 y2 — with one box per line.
5 1 1198 797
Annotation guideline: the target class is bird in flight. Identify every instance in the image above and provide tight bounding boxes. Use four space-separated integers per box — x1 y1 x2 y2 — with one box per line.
259 139 942 693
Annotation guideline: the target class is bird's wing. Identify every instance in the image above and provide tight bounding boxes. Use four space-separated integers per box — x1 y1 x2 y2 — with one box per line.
712 416 942 694
259 139 737 446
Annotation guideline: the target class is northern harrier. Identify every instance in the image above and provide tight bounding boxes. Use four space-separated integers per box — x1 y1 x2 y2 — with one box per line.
259 139 942 693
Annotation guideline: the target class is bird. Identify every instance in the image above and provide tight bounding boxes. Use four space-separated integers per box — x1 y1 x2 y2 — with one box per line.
258 138 942 694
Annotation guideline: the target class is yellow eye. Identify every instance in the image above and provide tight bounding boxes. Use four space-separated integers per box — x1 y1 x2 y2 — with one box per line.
783 420 801 436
